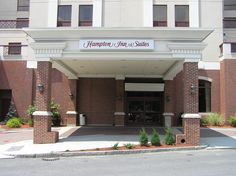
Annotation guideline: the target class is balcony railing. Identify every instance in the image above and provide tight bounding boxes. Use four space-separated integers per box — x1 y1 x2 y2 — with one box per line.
79 20 93 26
0 44 27 58
224 18 236 28
57 20 71 27
153 21 167 27
0 19 29 29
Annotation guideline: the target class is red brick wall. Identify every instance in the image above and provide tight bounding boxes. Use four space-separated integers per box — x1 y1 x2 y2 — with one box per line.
220 59 236 120
0 61 33 120
198 70 220 113
78 78 116 125
51 69 77 125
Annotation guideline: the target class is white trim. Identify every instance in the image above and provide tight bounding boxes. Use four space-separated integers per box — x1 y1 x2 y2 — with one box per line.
66 111 78 115
115 75 125 80
125 83 164 92
33 111 53 116
143 0 153 27
163 113 174 116
26 61 37 69
198 76 213 82
52 60 78 79
181 113 201 119
164 61 183 80
198 61 220 70
93 0 103 27
114 112 126 116
47 0 58 27
190 0 200 28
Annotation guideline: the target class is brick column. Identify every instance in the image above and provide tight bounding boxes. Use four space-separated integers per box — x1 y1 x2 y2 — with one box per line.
66 79 78 126
33 61 59 144
114 79 125 126
176 62 200 146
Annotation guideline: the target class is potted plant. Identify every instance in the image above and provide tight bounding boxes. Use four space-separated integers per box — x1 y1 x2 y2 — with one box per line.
50 100 61 126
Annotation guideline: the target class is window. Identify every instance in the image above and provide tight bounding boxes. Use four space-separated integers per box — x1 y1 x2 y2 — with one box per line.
175 5 189 27
8 43 22 55
57 5 72 27
17 0 30 11
153 5 167 27
231 43 236 53
16 18 29 28
79 5 93 26
224 18 236 28
199 80 211 112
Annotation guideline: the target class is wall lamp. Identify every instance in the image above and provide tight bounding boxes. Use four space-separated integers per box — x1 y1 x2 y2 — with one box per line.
69 93 74 99
37 83 44 93
166 95 171 102
190 84 197 94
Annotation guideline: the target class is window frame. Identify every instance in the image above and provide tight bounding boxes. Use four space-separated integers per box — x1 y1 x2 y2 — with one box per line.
17 0 30 11
79 5 93 27
175 5 189 27
153 5 167 27
8 43 22 55
57 5 72 27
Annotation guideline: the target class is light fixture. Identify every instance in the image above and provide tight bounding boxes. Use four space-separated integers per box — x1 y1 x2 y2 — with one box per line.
166 95 170 102
190 84 197 94
37 83 44 93
69 93 74 99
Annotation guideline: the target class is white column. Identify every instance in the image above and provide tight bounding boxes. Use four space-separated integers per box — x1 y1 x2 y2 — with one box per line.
143 0 153 27
190 0 199 27
47 0 58 27
168 3 175 28
72 4 79 27
93 0 103 27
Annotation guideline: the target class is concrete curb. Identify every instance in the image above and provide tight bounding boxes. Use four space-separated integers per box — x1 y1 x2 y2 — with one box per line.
8 145 208 158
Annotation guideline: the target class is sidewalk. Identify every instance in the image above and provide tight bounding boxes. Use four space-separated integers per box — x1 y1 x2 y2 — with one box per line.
0 126 236 158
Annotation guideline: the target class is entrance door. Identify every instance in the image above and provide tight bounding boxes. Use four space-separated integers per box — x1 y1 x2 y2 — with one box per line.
0 90 12 121
126 92 163 126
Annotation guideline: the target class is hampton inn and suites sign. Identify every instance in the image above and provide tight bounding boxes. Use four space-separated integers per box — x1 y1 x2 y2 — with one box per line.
79 39 154 51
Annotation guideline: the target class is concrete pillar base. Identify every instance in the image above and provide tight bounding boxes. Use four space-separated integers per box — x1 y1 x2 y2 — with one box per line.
66 111 77 126
163 112 174 127
114 112 125 126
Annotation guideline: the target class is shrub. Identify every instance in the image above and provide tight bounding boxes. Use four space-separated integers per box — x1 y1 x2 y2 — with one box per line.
229 117 236 127
6 118 21 128
164 128 175 145
27 105 36 117
151 128 161 146
112 143 119 150
201 113 224 126
28 119 33 127
139 128 149 146
124 143 134 149
18 117 24 124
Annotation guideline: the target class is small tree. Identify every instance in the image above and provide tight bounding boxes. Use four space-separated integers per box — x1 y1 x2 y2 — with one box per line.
151 128 161 146
139 128 149 146
6 101 17 119
27 104 36 118
164 128 175 145
50 100 61 126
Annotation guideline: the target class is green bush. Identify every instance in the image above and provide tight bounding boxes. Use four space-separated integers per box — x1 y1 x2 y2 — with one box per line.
27 105 36 117
229 116 236 127
18 117 24 124
112 143 119 150
28 119 33 127
201 113 224 126
6 118 21 128
164 128 175 145
124 143 134 149
151 128 161 146
139 128 149 146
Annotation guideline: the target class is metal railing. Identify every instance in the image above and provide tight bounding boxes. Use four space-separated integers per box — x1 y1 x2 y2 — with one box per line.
0 19 29 29
153 21 167 27
175 21 189 27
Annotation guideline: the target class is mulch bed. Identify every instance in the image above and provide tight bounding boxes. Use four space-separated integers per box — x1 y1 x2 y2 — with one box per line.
0 124 32 130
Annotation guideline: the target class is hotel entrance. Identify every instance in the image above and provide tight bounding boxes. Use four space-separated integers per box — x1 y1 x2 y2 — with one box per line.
126 91 164 126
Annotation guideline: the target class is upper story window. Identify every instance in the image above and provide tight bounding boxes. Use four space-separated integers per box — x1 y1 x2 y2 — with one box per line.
175 5 189 27
17 0 30 11
16 18 29 28
8 43 22 55
57 5 72 27
224 18 236 28
231 43 236 53
79 5 93 26
153 5 167 27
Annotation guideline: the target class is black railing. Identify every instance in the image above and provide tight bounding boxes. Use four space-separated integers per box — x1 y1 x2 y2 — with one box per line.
0 19 29 29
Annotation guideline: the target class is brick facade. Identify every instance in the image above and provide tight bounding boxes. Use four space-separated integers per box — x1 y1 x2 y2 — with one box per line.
114 80 125 126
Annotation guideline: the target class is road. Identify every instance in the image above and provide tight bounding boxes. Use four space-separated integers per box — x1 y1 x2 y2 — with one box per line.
0 149 235 176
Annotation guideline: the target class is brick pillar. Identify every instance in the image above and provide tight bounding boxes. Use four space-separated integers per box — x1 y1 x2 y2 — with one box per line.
33 62 59 144
220 59 236 122
176 62 200 146
163 80 175 126
66 79 78 126
114 79 125 126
